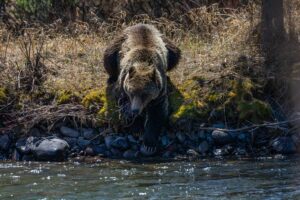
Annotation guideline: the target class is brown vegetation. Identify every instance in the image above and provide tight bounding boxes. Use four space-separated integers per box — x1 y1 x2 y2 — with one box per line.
0 1 299 137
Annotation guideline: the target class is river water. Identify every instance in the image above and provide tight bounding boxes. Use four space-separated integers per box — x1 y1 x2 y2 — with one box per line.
0 156 300 200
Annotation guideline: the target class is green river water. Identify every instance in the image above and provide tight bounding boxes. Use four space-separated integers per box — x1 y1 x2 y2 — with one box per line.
0 156 300 200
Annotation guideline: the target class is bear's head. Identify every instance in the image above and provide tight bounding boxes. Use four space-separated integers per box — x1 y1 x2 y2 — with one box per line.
123 62 163 115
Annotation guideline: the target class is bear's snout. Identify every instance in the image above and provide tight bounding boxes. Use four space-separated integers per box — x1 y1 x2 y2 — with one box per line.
131 96 143 115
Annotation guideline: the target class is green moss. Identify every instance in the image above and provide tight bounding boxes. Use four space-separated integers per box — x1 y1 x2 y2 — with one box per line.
81 90 102 108
57 90 79 105
0 87 7 103
223 78 272 123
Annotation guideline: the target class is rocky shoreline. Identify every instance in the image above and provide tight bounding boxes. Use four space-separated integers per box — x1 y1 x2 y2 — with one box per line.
0 124 298 162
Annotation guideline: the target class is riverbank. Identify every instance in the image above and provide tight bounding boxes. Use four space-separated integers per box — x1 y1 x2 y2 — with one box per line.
0 2 300 161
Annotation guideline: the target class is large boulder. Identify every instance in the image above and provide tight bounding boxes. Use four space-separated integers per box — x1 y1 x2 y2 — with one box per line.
32 138 69 161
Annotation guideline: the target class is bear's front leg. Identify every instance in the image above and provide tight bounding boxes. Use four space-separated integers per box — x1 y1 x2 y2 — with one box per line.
141 97 168 156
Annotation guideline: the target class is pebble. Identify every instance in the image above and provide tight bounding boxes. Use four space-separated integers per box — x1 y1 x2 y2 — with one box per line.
84 146 95 156
92 144 107 155
198 141 209 154
197 130 206 140
271 137 296 154
127 135 138 144
82 128 96 140
211 130 233 145
161 135 171 147
123 149 139 159
0 134 10 151
105 135 116 149
186 149 199 157
77 137 91 149
32 138 69 161
110 148 122 157
60 126 80 138
111 137 129 150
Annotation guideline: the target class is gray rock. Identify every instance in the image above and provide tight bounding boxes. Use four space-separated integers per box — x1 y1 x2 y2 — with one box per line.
0 134 10 151
213 145 233 157
212 130 233 145
271 137 296 154
32 138 69 161
110 148 122 157
60 126 80 138
105 135 116 149
15 137 28 154
123 149 139 159
234 147 247 156
82 128 96 140
111 137 129 150
187 149 199 157
198 141 209 154
161 135 171 147
92 144 107 155
84 146 95 156
127 135 138 144
77 137 91 149
197 130 206 140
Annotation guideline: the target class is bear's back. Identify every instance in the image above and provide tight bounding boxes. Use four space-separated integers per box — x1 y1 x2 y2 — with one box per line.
121 24 168 70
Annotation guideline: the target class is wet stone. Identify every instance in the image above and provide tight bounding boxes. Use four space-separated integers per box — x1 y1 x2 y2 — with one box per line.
77 137 91 149
82 128 96 140
0 134 10 151
212 130 234 145
197 131 206 140
271 137 296 154
123 149 139 159
187 149 199 158
15 137 28 154
198 141 209 154
84 146 95 156
91 144 107 155
32 138 69 161
234 147 247 156
127 135 138 144
110 148 122 157
111 137 129 150
161 135 171 147
60 126 80 138
105 135 116 149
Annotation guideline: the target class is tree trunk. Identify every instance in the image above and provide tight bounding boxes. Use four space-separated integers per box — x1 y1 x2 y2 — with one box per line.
261 0 285 61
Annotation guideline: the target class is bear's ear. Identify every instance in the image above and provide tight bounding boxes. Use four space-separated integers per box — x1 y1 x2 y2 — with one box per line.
103 34 127 84
163 37 181 71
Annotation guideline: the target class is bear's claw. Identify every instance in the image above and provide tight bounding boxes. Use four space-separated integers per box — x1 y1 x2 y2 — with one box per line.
140 144 157 156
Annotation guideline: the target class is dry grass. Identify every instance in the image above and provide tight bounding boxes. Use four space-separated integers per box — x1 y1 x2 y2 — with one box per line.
0 2 299 133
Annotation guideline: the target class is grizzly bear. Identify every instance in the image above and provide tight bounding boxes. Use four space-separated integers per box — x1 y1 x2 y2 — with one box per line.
103 24 181 155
